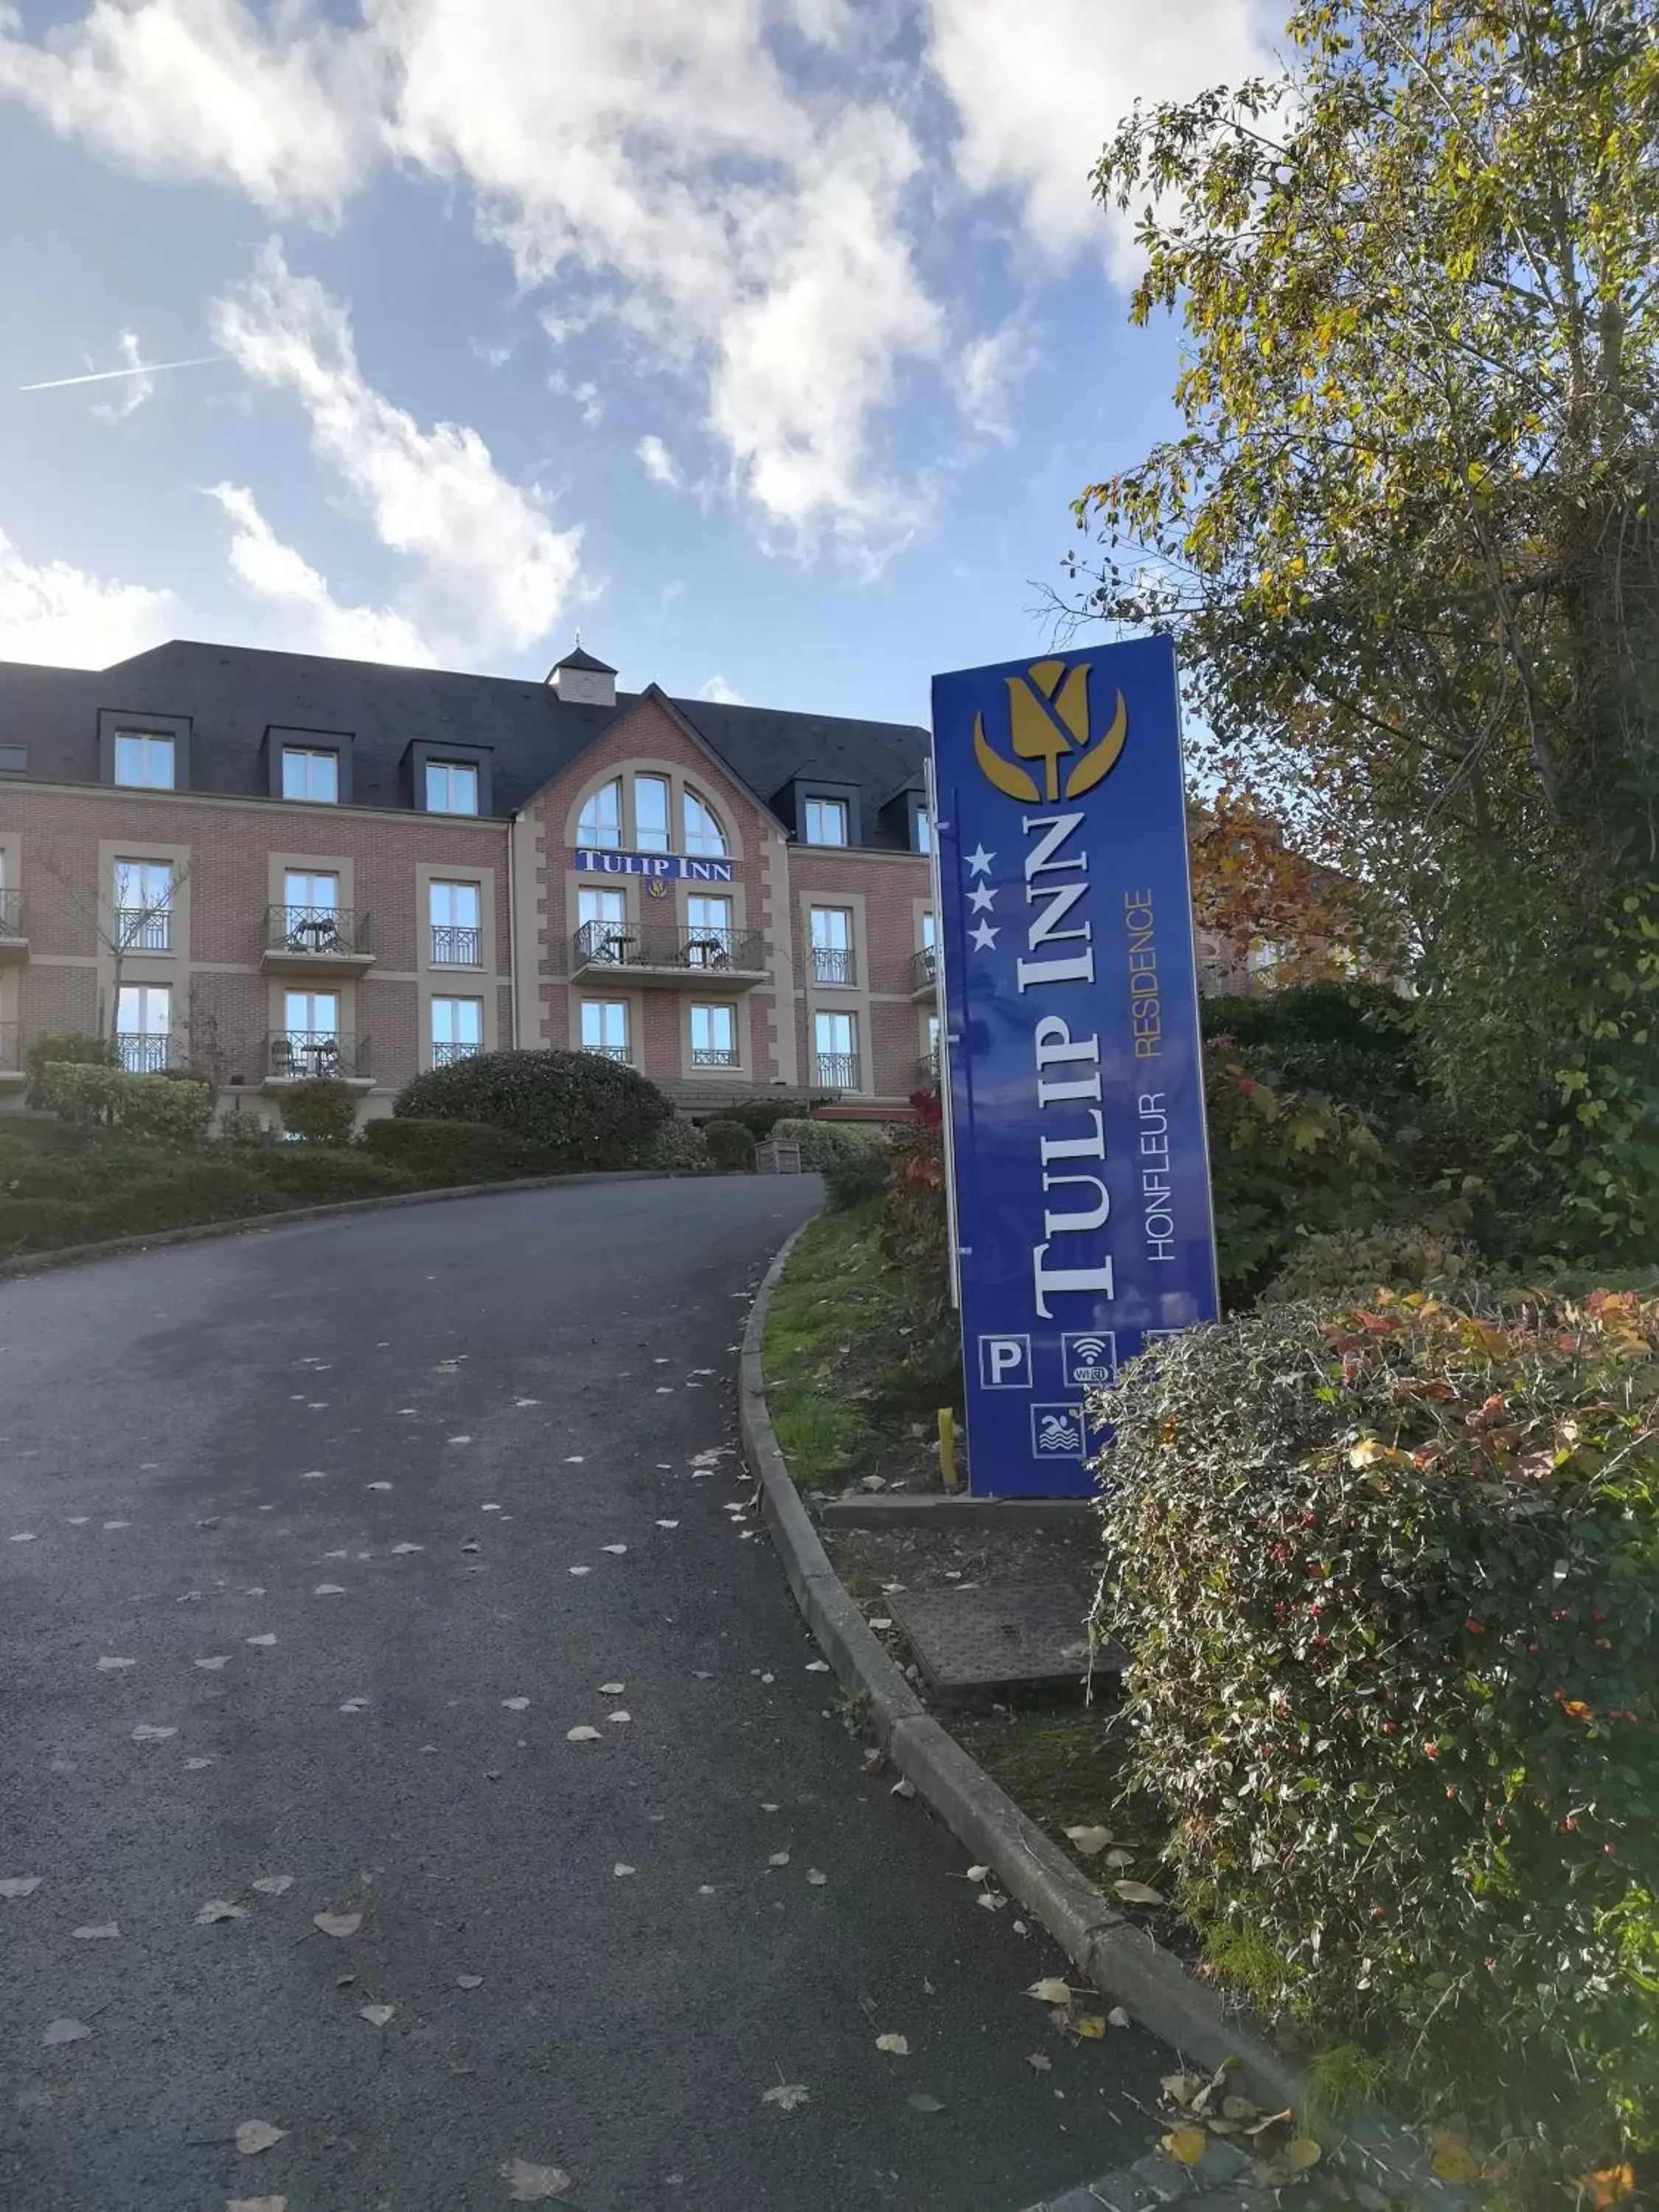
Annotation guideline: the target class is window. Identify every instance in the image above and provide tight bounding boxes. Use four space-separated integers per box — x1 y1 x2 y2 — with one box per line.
116 984 170 1071
683 789 728 858
114 859 173 952
686 894 733 967
425 759 479 815
113 731 175 789
431 996 484 1066
925 1012 941 1080
430 880 482 966
813 1008 859 1090
577 887 628 964
275 989 346 1081
809 905 855 987
914 806 932 854
284 869 338 913
577 779 622 849
284 988 339 1037
580 1000 630 1061
634 773 670 853
690 1003 737 1068
282 747 338 803
803 796 848 846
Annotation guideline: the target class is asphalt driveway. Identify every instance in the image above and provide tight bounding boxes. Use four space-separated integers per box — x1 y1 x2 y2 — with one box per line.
0 1177 1169 2211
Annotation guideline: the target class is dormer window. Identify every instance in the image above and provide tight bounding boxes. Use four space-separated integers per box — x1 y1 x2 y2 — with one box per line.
804 796 849 846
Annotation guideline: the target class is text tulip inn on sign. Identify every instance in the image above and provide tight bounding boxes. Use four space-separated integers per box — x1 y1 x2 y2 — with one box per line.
931 638 1220 1499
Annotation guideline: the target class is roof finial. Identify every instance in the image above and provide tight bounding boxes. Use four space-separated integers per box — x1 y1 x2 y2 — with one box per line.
574 626 582 649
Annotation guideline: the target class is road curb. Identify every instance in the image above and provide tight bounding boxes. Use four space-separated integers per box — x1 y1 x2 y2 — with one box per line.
738 1222 1301 2114
0 1167 703 1281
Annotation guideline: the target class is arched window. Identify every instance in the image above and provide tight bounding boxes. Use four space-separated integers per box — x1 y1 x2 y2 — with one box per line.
682 787 728 858
577 778 622 848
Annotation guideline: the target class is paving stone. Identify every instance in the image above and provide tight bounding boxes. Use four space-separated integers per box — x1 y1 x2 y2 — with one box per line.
1130 2152 1201 2204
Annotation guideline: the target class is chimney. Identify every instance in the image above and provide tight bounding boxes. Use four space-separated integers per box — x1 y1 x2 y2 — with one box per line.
547 638 617 709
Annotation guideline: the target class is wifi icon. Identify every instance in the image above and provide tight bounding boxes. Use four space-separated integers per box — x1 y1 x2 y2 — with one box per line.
1061 1332 1119 1388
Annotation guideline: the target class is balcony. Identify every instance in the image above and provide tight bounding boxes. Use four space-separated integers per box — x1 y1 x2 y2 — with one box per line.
813 1051 862 1093
430 923 483 968
580 1043 633 1065
917 1049 942 1088
691 1045 740 1070
0 1021 23 1091
431 1040 481 1068
0 888 27 966
116 1034 172 1074
261 1031 373 1092
570 920 767 990
810 944 856 987
261 905 375 978
909 945 936 1001
116 907 172 953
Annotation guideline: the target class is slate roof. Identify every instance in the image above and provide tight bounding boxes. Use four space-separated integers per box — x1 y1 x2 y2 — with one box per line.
0 639 931 849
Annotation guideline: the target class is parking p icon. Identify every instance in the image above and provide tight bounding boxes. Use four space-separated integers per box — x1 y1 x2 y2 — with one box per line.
977 1334 1033 1390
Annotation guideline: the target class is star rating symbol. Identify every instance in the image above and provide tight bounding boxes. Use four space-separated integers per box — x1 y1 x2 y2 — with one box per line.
967 881 997 914
969 919 999 952
964 844 995 877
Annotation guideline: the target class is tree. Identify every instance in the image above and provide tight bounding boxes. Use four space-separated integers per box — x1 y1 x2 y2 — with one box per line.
1068 0 1659 1251
36 848 195 1060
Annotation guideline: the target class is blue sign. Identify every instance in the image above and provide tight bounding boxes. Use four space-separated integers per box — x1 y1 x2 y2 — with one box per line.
931 636 1219 1498
572 850 734 883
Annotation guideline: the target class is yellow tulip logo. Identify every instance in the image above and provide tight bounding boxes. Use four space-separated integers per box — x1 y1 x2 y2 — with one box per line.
973 657 1127 804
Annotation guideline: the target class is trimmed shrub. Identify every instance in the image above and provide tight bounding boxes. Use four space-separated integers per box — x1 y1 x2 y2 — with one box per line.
1096 1290 1659 2178
361 1116 554 1184
279 1079 359 1147
1263 1220 1473 1304
25 1030 114 1107
703 1120 756 1172
118 1074 213 1148
712 1093 830 1141
821 1135 889 1211
394 1048 670 1170
37 1060 125 1126
770 1116 889 1171
249 1148 414 1203
643 1118 713 1173
1203 980 1422 1124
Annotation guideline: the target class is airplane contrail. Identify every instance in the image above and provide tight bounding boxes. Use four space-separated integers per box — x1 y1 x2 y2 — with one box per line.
18 355 223 393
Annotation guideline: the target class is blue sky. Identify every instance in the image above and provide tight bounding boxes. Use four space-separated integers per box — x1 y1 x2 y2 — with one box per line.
0 0 1276 731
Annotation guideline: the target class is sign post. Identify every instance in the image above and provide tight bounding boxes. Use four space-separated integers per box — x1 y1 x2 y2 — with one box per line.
931 636 1219 1498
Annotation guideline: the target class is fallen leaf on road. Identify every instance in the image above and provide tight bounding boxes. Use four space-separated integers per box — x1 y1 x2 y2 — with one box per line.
234 2120 287 2156
768 1851 790 1867
339 1698 370 1714
299 1471 327 1481
806 1869 827 1886
890 1778 915 1800
246 1635 276 1649
313 1585 347 1596
613 1864 636 1878
391 1543 424 1554
599 1682 625 1695
761 2084 810 2113
1025 1979 1074 2004
656 1520 679 1529
1072 2014 1106 2039
875 2034 909 2055
195 1656 231 1670
1 1877 44 1899
44 2019 91 2046
1222 2096 1257 2122
501 2157 573 2201
227 2197 288 2211
184 1757 215 1771
366 1481 392 1492
600 1544 627 1556
1113 1880 1166 1906
1107 2007 1131 2029
457 1975 484 1989
313 1912 361 1938
1063 1825 1114 1856
908 2093 946 2114
1026 2051 1052 2073
358 2005 395 2027
448 1436 472 1445
1161 2073 1205 2107
197 1900 248 1924
1285 2138 1323 2170
251 1877 294 1896
1164 2127 1209 2168
502 1697 530 1711
131 1724 178 1742
10 1531 38 1542
460 1542 481 1555
1105 1848 1136 1869
97 1657 137 1672
72 1923 119 1939
103 1520 131 1529
692 1670 712 1680
964 1865 990 1882
804 1660 829 1673
568 1567 591 1578
566 1726 601 1743
608 1711 630 1725
1429 2140 1478 2184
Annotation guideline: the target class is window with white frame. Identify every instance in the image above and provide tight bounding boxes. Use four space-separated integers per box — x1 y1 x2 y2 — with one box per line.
803 796 848 846
634 773 671 853
683 788 728 857
685 893 733 967
115 984 170 1072
580 999 630 1060
577 886 628 964
813 1008 858 1088
280 869 342 953
282 747 338 803
689 1003 737 1068
577 779 622 848
425 760 479 815
113 731 175 789
430 880 482 965
114 858 173 952
809 905 854 986
431 996 484 1065
276 989 345 1081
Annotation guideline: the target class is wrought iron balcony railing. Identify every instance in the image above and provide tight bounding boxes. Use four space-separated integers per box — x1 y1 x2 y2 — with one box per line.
572 921 764 973
116 907 172 952
581 1042 632 1064
691 1044 740 1068
909 945 936 993
116 1034 171 1073
266 1031 369 1081
431 1039 481 1066
813 1051 861 1092
0 888 22 936
0 1020 21 1072
430 923 482 967
810 943 856 987
265 905 370 956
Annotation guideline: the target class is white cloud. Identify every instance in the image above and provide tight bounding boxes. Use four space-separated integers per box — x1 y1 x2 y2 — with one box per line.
210 242 582 657
698 673 745 705
636 434 682 490
0 521 173 667
90 327 155 421
209 483 435 666
550 372 603 426
925 0 1276 274
954 317 1038 442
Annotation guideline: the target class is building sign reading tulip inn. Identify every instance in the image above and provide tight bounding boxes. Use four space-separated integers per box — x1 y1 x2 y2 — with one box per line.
930 637 1219 1498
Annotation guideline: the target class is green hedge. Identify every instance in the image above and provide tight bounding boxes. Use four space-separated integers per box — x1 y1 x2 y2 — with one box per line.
770 1117 889 1169
248 1148 414 1203
38 1062 213 1146
394 1048 670 1169
703 1121 755 1172
1096 1289 1659 2180
362 1116 554 1183
1203 981 1422 1124
642 1118 713 1172
279 1078 359 1145
24 1031 114 1107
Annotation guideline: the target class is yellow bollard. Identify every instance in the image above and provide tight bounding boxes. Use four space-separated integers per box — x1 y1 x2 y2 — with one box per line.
938 1406 960 1492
